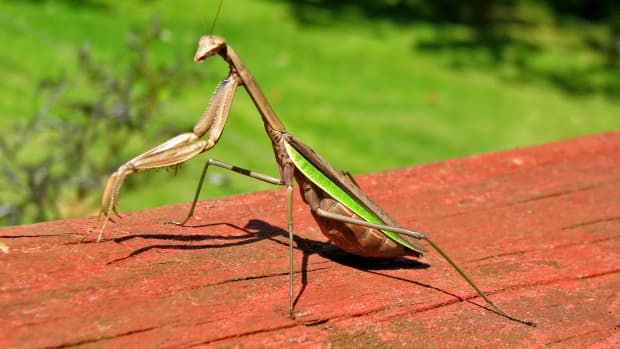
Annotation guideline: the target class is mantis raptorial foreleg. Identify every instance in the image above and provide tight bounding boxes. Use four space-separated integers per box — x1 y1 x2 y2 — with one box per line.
88 73 240 242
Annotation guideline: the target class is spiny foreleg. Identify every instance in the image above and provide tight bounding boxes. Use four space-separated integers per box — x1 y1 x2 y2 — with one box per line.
85 73 241 242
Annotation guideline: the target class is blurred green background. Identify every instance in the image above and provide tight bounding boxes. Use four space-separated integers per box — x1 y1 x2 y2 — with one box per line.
1 0 619 226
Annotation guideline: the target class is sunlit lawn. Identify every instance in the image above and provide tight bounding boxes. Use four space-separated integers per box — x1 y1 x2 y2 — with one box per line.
1 0 618 222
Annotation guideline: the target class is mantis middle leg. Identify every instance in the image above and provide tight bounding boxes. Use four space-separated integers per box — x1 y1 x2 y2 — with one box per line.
166 157 298 318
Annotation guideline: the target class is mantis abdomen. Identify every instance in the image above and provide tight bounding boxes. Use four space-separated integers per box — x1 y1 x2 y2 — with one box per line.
299 176 419 258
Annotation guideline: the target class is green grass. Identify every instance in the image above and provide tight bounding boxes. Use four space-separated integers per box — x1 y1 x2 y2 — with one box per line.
1 0 618 222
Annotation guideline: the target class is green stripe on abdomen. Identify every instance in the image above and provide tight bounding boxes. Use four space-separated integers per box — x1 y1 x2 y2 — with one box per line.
285 142 414 250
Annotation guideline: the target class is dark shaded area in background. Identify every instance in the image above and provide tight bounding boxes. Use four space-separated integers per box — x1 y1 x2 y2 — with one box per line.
11 0 619 95
281 0 620 96
8 0 109 10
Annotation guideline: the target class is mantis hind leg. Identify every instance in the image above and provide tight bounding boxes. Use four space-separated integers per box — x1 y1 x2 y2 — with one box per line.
314 208 535 326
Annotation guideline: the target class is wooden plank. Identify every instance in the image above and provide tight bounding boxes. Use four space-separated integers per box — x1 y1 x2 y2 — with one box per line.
1 131 619 348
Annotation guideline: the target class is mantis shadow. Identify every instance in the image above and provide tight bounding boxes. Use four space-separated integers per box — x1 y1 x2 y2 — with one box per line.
239 221 477 311
107 219 470 311
106 220 283 263
204 220 446 308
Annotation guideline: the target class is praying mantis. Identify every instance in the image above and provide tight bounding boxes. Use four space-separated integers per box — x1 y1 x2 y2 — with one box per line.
88 34 535 326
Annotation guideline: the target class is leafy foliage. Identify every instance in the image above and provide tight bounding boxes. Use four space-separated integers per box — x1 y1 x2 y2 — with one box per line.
0 18 198 225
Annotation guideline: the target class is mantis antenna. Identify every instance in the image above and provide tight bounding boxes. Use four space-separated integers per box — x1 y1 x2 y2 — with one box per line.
209 0 224 35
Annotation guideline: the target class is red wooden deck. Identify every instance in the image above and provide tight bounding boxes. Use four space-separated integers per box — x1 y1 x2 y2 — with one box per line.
1 132 619 348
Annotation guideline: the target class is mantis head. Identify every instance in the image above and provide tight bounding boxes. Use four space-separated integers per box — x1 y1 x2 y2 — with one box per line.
194 35 227 62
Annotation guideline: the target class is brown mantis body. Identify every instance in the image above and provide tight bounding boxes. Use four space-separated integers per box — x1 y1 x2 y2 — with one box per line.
89 35 534 326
